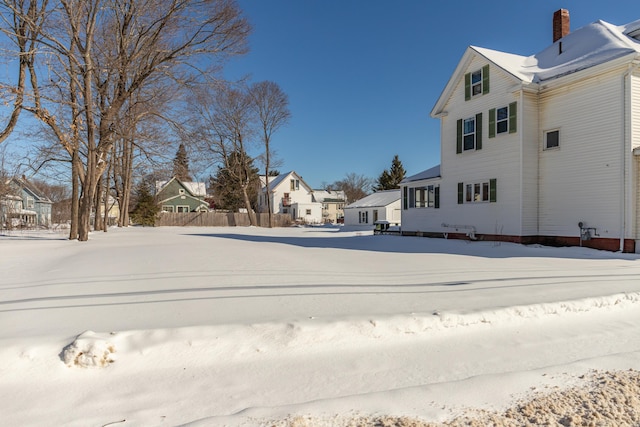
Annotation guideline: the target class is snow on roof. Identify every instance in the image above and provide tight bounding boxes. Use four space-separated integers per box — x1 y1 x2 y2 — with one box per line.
312 189 346 202
473 18 640 84
156 178 206 197
401 165 441 184
345 189 400 209
182 182 206 197
265 172 290 191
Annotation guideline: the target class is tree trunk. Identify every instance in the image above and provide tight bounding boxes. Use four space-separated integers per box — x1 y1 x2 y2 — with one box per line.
94 175 103 231
69 151 80 240
241 185 256 226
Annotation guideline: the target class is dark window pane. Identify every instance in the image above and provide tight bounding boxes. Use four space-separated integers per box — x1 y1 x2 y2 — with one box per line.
497 120 508 134
464 135 475 150
546 130 559 148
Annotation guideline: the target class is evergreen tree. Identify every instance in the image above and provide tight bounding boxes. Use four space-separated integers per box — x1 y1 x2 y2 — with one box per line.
376 155 406 190
173 143 192 181
211 150 260 212
130 181 159 226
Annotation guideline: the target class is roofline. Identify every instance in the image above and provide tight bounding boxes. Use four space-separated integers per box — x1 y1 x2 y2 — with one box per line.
537 52 640 89
430 46 525 118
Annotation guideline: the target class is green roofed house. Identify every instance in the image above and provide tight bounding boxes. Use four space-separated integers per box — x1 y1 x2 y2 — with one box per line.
156 177 210 213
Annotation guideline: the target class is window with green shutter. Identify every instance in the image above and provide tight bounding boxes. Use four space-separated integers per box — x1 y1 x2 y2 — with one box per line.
490 179 497 202
508 102 517 133
489 102 517 138
458 113 482 152
403 186 408 210
464 66 489 100
458 179 497 203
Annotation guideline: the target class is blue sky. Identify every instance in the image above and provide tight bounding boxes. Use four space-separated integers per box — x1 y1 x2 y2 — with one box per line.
223 0 640 189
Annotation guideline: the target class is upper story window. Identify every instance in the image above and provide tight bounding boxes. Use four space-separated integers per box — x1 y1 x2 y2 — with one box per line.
489 102 517 138
290 179 299 191
545 129 560 149
471 70 482 96
456 113 483 153
463 118 476 151
465 65 490 101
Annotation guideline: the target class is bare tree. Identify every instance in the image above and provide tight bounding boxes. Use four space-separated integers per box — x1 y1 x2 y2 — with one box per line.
332 173 373 204
248 81 290 227
0 0 251 241
190 83 257 224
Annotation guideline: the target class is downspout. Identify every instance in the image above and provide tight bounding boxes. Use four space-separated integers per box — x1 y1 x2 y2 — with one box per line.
621 61 640 252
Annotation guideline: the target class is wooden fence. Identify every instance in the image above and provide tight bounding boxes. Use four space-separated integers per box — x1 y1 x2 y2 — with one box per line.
155 212 292 227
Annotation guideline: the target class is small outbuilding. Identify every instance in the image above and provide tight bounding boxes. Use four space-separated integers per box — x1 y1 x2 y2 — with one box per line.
343 190 401 230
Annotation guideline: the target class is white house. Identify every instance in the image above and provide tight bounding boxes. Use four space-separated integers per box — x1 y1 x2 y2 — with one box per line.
401 10 640 252
312 189 347 224
343 190 401 229
257 171 323 224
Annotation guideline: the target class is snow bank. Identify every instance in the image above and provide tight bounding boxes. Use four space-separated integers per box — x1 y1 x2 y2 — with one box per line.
61 331 117 368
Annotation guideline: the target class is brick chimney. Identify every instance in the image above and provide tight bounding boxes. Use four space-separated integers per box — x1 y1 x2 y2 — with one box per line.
553 9 570 42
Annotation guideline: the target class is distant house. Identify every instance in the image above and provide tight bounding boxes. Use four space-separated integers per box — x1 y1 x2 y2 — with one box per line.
1 176 53 228
312 189 347 224
401 10 640 252
156 177 209 213
257 171 323 224
343 190 401 228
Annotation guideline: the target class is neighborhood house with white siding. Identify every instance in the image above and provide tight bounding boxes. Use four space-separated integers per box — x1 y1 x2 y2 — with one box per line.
400 10 640 253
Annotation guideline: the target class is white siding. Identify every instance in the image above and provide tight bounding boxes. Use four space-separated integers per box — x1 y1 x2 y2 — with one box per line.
633 73 640 240
632 72 640 151
436 57 523 236
538 68 625 239
521 91 540 236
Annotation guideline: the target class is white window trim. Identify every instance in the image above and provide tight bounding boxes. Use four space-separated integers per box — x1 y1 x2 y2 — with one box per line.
463 117 476 151
496 106 509 134
471 69 483 97
465 181 490 203
409 185 437 209
176 205 190 213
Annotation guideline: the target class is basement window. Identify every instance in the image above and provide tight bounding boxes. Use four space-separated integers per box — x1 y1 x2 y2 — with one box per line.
545 129 560 149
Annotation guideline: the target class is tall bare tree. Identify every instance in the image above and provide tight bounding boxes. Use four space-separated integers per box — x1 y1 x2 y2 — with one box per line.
191 83 257 225
248 81 290 227
0 0 251 241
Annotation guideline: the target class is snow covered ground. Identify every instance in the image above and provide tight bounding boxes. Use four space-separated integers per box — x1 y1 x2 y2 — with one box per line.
1 225 640 426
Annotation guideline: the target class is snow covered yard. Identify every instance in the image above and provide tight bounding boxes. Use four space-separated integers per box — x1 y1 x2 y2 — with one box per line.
1 225 640 426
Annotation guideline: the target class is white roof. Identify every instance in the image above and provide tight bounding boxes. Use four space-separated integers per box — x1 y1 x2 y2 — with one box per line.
401 165 441 184
345 190 400 209
474 18 640 84
182 182 206 197
312 189 346 202
433 17 640 116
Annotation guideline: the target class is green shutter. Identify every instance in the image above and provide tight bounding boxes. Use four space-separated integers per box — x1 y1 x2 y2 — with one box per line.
457 182 464 204
403 186 408 210
489 179 497 202
488 108 496 138
475 112 482 150
482 65 490 95
434 186 440 209
464 73 471 101
456 119 463 153
509 101 517 134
